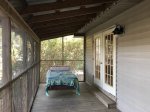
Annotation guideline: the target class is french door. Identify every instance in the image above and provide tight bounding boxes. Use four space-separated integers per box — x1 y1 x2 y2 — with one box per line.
94 34 103 87
103 29 116 96
94 29 116 96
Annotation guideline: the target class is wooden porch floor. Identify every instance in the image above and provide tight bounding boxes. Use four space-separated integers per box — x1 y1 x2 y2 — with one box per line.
31 83 118 112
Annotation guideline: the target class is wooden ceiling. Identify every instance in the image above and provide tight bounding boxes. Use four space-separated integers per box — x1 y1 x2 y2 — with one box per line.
9 0 117 40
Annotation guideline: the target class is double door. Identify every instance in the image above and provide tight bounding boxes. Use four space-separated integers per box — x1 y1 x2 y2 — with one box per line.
94 29 116 96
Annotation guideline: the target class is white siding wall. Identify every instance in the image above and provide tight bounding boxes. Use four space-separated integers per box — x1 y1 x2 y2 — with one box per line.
85 36 94 85
86 0 150 112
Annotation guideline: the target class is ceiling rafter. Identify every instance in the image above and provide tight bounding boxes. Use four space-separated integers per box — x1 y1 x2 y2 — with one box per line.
36 24 83 35
34 20 88 31
38 26 81 36
28 6 104 23
40 29 78 40
21 0 115 15
8 0 118 40
31 14 96 30
29 13 96 27
8 0 28 12
40 33 74 40
21 0 28 8
39 30 76 37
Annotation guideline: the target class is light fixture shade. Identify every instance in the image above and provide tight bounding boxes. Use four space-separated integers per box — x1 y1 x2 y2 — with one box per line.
74 33 85 38
112 24 124 35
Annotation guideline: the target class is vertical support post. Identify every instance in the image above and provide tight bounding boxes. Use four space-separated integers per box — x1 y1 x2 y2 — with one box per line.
31 37 34 65
39 42 41 84
23 32 27 68
22 32 27 112
62 37 64 66
2 17 12 84
2 17 12 112
84 36 86 82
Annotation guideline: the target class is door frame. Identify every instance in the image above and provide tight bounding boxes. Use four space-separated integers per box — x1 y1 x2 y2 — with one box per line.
102 28 116 96
93 27 117 97
93 33 103 88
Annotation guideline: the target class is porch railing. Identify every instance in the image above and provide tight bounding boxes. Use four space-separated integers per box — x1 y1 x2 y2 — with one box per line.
0 63 40 112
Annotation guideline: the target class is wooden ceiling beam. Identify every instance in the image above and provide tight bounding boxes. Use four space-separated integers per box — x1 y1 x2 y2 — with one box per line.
28 6 104 23
22 0 28 8
40 29 78 40
8 0 28 12
41 33 75 40
39 30 76 39
38 26 81 37
34 20 88 31
21 0 115 15
8 0 28 7
40 32 74 40
30 14 96 29
36 24 83 35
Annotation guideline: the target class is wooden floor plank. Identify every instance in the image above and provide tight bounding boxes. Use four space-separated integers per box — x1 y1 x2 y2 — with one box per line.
31 83 119 112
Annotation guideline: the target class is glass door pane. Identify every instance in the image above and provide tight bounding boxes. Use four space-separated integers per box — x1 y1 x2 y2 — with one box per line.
105 34 114 86
95 38 101 79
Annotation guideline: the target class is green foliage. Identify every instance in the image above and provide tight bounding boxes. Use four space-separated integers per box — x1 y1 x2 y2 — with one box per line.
11 32 24 75
40 36 84 82
64 37 83 60
41 38 62 60
41 37 84 60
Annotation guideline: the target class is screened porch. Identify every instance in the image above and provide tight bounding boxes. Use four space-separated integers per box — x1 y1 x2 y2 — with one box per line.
0 0 144 112
0 0 117 111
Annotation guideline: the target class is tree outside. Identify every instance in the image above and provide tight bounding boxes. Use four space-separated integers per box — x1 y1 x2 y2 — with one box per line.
40 35 84 82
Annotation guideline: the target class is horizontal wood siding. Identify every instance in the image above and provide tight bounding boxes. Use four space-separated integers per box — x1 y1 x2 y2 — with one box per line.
86 0 150 112
85 36 94 85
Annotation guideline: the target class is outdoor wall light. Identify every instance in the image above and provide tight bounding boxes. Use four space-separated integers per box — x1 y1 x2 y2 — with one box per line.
112 24 124 35
74 33 85 38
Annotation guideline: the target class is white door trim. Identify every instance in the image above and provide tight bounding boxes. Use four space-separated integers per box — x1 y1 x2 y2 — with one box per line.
102 28 116 96
93 27 116 97
93 33 103 88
